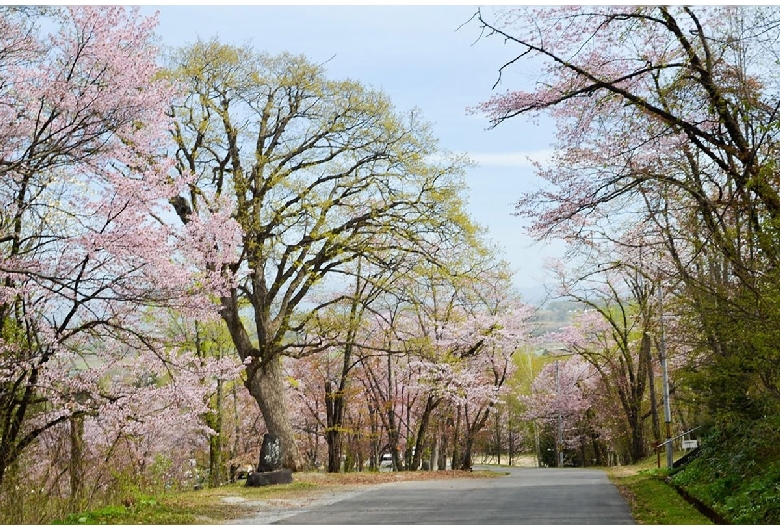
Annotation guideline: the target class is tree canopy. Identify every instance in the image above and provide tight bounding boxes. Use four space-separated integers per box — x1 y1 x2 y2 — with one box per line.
165 39 480 470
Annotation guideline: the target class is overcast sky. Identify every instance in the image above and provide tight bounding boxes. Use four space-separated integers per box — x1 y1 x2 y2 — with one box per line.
143 4 565 301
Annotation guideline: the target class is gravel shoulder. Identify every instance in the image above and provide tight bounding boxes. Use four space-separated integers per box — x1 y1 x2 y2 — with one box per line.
224 484 387 525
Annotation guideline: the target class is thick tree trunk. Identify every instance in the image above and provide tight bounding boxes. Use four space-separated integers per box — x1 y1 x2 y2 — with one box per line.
244 356 304 471
221 293 304 471
325 379 344 473
460 407 492 471
460 438 474 471
630 410 646 463
411 396 439 471
430 433 439 471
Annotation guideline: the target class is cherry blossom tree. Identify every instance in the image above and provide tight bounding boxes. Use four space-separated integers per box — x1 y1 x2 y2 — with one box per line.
474 6 780 252
472 6 780 422
285 251 535 473
523 356 597 464
75 347 240 484
353 303 413 471
428 304 533 470
544 279 655 463
0 343 242 523
165 314 246 486
0 6 232 494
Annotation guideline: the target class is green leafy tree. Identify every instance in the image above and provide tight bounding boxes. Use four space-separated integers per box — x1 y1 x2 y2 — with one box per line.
166 40 472 470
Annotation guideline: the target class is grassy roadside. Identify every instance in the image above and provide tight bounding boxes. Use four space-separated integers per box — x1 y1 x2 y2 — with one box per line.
52 469 498 525
607 457 713 525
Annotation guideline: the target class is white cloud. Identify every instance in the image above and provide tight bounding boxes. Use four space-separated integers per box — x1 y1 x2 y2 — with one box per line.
468 149 554 168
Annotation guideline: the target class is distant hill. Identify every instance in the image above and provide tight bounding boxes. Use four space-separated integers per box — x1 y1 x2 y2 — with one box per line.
517 284 550 306
528 298 585 337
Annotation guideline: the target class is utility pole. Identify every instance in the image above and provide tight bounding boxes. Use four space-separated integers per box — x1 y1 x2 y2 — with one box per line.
528 352 541 467
658 283 674 469
556 359 563 468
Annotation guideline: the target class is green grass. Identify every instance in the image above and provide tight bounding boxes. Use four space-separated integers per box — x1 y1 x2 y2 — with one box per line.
52 481 320 525
610 469 713 524
607 456 713 525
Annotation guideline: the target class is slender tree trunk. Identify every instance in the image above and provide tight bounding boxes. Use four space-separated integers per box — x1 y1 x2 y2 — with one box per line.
208 378 224 487
508 422 514 466
438 430 448 471
405 394 412 470
533 419 542 467
430 429 439 471
369 406 379 470
451 405 462 470
232 384 240 457
495 410 501 465
384 355 402 471
313 422 320 469
647 332 661 453
354 429 364 472
69 414 84 512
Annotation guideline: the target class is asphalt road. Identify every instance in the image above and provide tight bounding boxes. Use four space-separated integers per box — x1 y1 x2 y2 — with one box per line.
273 466 635 525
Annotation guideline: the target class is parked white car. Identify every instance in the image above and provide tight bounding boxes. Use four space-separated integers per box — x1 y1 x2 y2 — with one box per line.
379 453 393 471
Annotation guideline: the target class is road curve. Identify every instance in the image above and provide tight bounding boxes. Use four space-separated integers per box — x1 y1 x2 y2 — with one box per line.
265 466 635 525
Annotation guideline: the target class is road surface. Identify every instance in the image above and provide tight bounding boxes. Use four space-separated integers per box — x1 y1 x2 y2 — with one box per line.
235 466 635 525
